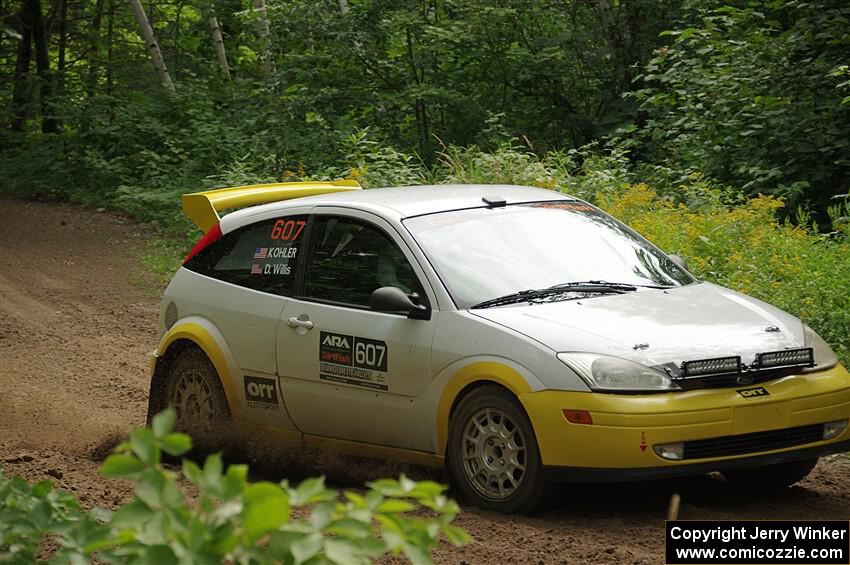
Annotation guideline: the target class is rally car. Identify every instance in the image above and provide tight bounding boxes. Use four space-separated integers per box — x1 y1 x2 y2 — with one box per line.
147 180 849 513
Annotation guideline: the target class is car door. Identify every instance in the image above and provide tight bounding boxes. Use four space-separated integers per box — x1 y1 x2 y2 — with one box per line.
276 209 437 450
182 211 310 430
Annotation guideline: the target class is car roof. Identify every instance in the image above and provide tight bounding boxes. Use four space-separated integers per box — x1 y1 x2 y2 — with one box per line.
222 184 579 231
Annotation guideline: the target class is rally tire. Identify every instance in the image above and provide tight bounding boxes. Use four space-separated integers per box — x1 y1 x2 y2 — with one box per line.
447 386 546 514
723 458 818 489
163 348 231 453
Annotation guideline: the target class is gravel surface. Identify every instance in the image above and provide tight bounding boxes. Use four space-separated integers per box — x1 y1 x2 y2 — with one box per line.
1 197 848 563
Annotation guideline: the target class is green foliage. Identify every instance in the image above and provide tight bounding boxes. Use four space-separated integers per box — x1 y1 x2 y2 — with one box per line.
2 0 682 181
331 128 430 189
438 140 645 205
0 470 86 563
628 0 850 213
0 409 470 564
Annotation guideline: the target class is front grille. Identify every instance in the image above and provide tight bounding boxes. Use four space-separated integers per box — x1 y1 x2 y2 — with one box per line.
682 423 824 460
675 366 798 390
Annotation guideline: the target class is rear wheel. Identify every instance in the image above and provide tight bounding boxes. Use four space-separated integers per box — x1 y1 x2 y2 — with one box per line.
164 348 231 451
447 386 546 513
723 458 818 489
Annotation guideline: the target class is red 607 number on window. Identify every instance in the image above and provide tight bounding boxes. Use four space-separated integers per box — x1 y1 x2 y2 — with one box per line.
270 219 306 241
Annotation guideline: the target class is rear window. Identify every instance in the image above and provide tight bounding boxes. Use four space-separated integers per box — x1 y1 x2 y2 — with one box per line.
184 216 308 296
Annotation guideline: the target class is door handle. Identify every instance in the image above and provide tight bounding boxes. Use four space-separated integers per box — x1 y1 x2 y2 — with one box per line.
287 316 314 332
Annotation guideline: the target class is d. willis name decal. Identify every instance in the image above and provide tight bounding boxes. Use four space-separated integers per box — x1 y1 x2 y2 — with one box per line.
319 331 388 391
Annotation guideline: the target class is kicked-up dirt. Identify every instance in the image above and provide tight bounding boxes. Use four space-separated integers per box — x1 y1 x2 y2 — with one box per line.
1 197 848 563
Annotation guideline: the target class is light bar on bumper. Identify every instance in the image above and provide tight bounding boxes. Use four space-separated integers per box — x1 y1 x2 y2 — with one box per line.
676 347 819 383
680 356 741 378
753 348 814 370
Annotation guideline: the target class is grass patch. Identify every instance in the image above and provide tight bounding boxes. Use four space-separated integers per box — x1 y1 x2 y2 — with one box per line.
141 236 189 287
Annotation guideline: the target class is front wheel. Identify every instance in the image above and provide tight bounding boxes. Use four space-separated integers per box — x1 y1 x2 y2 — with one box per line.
447 386 546 513
723 458 818 489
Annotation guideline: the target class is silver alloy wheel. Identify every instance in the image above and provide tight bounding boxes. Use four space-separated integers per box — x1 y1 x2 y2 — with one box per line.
460 407 527 500
171 368 216 431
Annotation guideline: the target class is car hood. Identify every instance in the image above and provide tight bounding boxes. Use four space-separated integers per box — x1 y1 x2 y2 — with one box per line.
470 282 805 367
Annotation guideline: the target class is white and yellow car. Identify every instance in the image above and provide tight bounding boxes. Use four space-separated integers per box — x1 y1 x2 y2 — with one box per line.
148 181 849 513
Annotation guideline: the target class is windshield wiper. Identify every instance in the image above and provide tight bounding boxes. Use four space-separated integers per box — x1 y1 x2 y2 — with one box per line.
471 281 637 309
547 280 676 291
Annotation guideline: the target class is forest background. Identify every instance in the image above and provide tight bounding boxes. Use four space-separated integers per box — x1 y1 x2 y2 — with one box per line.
1 0 848 361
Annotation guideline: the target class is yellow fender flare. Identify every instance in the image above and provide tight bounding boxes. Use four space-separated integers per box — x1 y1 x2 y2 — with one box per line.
155 322 242 419
435 362 533 455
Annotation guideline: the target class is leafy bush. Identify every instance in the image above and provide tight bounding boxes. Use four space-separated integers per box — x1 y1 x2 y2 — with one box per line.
437 139 639 202
0 409 470 564
628 0 850 213
0 471 84 563
319 128 430 190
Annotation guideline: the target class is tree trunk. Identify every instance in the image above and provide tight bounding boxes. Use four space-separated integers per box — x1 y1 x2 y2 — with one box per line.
127 0 175 92
29 0 60 133
11 6 33 131
405 27 430 157
87 0 104 97
173 0 184 79
595 0 630 91
208 13 231 79
106 0 114 94
54 0 67 130
57 0 66 91
336 0 364 53
252 0 274 75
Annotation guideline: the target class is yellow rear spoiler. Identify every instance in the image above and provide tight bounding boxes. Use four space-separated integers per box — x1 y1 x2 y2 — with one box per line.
181 180 362 232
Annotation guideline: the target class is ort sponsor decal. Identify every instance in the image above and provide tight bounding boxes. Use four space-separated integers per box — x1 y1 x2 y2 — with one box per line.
319 331 388 390
737 386 770 399
244 375 279 410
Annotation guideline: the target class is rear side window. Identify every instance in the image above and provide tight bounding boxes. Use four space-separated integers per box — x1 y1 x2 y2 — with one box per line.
302 216 424 307
185 216 308 296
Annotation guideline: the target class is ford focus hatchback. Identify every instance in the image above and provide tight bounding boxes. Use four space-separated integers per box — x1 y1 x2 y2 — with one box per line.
147 181 849 513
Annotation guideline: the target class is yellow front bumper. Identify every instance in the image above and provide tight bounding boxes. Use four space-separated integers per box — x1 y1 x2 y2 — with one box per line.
521 364 850 473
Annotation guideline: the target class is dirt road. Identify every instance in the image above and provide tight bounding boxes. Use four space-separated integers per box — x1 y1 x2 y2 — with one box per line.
1 198 848 563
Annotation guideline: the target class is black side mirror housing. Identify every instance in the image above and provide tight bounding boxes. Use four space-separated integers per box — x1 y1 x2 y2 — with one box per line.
669 254 689 271
369 286 430 320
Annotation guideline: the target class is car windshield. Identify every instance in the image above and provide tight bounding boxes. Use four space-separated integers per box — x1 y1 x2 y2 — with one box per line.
403 201 695 309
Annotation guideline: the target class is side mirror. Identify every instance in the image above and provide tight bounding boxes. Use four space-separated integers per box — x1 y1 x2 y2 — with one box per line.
369 286 430 320
669 254 689 271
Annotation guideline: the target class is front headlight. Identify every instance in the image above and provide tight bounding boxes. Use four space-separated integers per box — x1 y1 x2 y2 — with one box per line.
557 353 680 392
803 325 839 372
